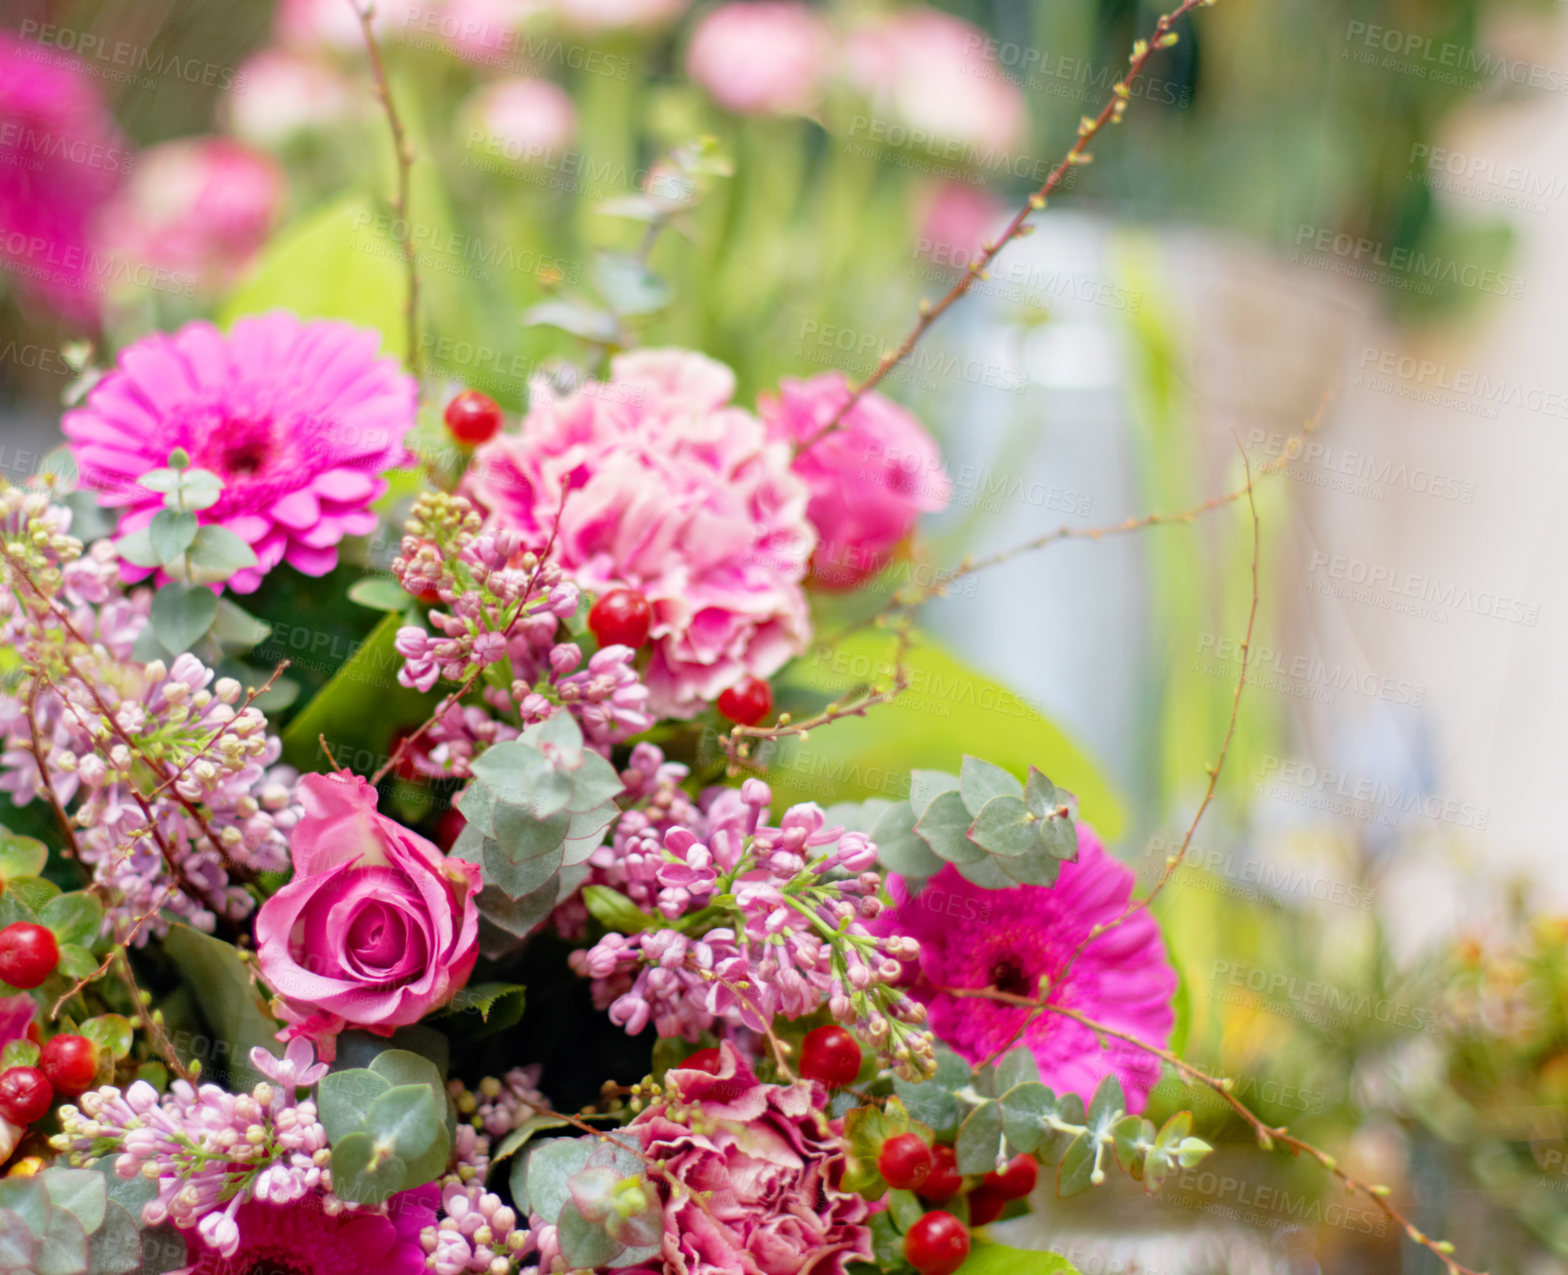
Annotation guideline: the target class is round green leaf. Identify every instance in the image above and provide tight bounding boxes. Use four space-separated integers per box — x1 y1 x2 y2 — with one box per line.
39 892 103 947
149 583 219 654
147 511 198 567
329 1132 407 1206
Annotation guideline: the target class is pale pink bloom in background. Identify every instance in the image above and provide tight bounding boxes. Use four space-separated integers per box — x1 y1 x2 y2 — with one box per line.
99 139 283 294
761 372 951 589
225 50 361 148
439 0 551 62
917 178 1009 267
460 77 577 165
549 0 688 33
845 7 1027 156
255 772 482 1059
873 824 1178 1109
686 2 831 117
0 31 129 325
467 349 815 717
274 0 424 52
63 311 416 593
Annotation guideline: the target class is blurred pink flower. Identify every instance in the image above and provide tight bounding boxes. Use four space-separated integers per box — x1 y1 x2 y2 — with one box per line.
255 772 481 1059
761 372 950 589
613 1042 871 1275
226 50 360 148
100 139 282 294
918 178 1009 267
845 8 1026 156
274 0 424 52
686 2 830 117
0 31 129 324
467 349 815 717
550 0 688 33
62 311 416 593
438 0 551 62
460 77 576 165
873 825 1178 1108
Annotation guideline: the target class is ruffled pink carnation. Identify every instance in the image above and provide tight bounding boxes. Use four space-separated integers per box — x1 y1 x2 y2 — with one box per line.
100 138 282 294
844 8 1026 156
63 311 416 593
255 771 481 1059
0 31 129 323
761 372 951 588
874 825 1177 1108
617 1043 871 1275
467 349 814 717
686 2 831 117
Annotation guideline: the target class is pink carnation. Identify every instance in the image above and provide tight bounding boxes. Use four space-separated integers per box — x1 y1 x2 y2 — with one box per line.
0 31 129 324
874 825 1177 1108
844 8 1026 155
62 311 416 593
617 1043 871 1275
761 373 950 589
100 138 282 294
467 349 814 717
686 3 831 117
255 771 481 1059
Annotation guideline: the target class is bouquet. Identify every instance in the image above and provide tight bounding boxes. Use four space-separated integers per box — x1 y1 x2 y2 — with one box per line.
0 2 1488 1274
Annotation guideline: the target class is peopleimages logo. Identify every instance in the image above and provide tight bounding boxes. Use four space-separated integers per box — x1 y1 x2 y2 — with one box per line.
1293 225 1525 298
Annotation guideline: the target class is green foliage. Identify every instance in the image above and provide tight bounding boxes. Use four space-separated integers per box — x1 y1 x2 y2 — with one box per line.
841 1096 932 1199
0 832 47 882
0 1169 148 1275
868 757 1079 893
453 713 621 942
430 981 527 1037
962 1244 1084 1275
320 1050 453 1204
162 925 278 1091
517 1138 660 1269
767 629 1124 842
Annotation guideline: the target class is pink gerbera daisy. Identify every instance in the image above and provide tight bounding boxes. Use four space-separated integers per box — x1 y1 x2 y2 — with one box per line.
63 311 416 592
875 824 1177 1108
173 1186 436 1275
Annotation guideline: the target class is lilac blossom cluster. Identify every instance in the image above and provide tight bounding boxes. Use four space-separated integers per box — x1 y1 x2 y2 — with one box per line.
570 765 935 1078
0 484 300 940
50 1043 332 1256
391 492 652 759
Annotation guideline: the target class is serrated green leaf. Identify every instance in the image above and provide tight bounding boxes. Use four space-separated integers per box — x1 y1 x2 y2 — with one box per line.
147 511 198 566
149 583 218 654
39 892 102 947
432 981 527 1035
959 756 1020 815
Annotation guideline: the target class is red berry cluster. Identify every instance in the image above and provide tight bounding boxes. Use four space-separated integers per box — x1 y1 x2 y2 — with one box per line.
892 1139 1038 1272
0 1034 97 1127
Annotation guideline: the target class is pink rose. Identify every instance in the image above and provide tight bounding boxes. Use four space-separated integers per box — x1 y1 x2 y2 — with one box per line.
615 1043 871 1275
761 372 951 589
256 772 481 1059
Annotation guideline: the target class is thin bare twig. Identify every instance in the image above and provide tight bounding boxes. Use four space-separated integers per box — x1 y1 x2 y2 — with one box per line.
353 1 421 375
795 0 1213 455
22 679 81 862
116 950 195 1084
940 986 1485 1275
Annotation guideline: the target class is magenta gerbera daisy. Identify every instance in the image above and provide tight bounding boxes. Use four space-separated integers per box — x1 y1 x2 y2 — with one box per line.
63 311 416 592
875 823 1177 1108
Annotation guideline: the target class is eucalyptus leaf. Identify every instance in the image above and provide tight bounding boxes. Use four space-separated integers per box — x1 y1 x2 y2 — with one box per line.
185 526 258 583
966 794 1038 859
955 1100 1003 1174
329 1132 408 1206
113 527 161 570
38 1169 105 1234
525 1138 594 1224
149 583 218 654
869 800 943 880
557 1201 623 1268
959 756 1021 814
317 1068 392 1142
914 789 987 865
147 510 198 566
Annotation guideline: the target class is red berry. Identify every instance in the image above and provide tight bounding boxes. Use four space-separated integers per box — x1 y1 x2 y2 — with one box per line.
680 1048 724 1075
919 1145 963 1203
983 1153 1037 1200
717 675 772 726
966 1185 1006 1227
798 1025 861 1088
0 923 59 990
587 588 653 650
39 1035 98 1097
903 1210 970 1275
878 1132 933 1191
0 1066 52 1125
444 390 503 445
